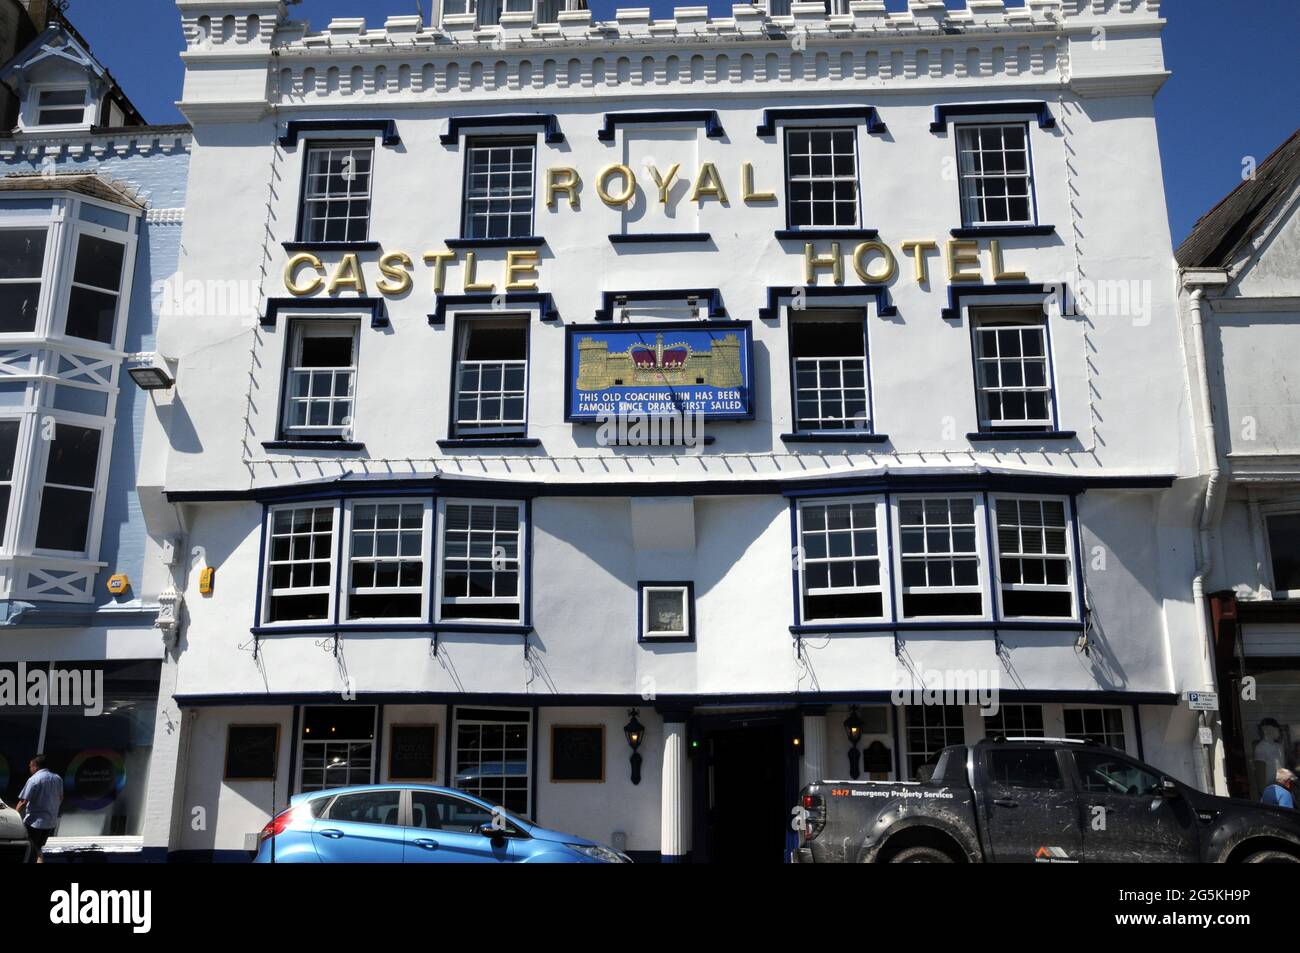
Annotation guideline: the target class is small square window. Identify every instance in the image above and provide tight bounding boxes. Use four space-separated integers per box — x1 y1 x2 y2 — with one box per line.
638 582 693 642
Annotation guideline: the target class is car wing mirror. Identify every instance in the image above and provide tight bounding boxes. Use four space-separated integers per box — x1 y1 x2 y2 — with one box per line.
1161 778 1179 799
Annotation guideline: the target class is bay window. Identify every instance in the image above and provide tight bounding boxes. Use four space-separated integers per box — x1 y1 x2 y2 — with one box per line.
0 228 46 333
344 500 430 621
265 504 335 623
896 496 984 618
797 497 886 622
0 419 18 546
992 496 1074 618
437 499 524 623
34 422 102 555
64 232 127 344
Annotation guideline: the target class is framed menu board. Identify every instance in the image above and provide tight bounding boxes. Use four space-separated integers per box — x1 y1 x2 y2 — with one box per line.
551 725 605 783
388 724 438 782
223 725 280 781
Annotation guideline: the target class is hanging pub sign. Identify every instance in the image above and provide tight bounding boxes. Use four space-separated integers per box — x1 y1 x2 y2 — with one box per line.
564 321 754 422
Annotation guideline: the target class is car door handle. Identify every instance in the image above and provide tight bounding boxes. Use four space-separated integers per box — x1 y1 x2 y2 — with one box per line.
992 799 1018 808
412 838 438 850
319 828 345 839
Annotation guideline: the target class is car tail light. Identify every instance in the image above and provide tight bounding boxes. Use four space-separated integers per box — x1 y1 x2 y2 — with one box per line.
259 806 298 842
801 793 826 842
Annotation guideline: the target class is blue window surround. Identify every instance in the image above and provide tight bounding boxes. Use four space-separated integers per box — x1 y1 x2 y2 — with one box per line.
457 134 540 244
279 119 401 148
427 292 558 327
598 110 724 142
947 283 1067 438
637 580 696 644
756 105 887 138
251 497 533 641
440 310 535 446
759 285 897 322
262 296 388 329
929 102 1055 134
787 489 1086 637
775 228 880 242
561 319 756 423
782 302 885 444
271 309 365 446
609 233 712 245
439 114 565 146
594 288 725 322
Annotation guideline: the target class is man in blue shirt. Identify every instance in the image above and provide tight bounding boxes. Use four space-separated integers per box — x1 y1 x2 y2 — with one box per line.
1261 768 1296 809
16 755 63 864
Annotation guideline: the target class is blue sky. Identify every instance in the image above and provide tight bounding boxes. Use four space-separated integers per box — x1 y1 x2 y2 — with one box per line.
61 0 1300 244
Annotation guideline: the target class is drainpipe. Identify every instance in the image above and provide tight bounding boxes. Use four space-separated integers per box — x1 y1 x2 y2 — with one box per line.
1188 286 1227 793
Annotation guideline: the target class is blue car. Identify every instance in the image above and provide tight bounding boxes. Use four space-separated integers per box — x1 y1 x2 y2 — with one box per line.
253 784 630 863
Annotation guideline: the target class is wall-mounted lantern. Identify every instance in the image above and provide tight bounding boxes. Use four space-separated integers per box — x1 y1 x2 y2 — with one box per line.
624 709 645 785
843 705 864 780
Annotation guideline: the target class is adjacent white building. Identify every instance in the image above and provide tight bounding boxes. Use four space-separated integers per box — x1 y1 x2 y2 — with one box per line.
153 0 1212 862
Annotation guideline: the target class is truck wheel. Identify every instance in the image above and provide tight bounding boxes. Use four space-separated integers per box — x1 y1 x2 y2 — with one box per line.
1242 850 1300 863
889 846 954 863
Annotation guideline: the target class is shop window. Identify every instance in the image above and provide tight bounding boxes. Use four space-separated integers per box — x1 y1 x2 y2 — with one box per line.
798 498 885 622
956 123 1036 226
992 496 1074 618
983 703 1045 739
281 320 358 440
23 660 162 838
0 228 46 333
1265 511 1300 597
299 143 373 243
896 496 984 618
790 312 869 432
64 233 126 344
784 127 858 229
298 705 376 792
34 423 101 555
972 307 1054 430
437 499 523 622
462 138 535 240
905 705 965 780
452 321 528 438
265 504 335 623
344 500 429 621
1063 707 1126 751
453 707 531 815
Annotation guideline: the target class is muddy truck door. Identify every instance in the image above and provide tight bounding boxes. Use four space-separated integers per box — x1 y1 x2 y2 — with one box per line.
978 744 1083 863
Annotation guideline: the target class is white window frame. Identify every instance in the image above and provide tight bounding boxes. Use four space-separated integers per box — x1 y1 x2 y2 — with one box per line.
298 141 375 244
461 137 537 240
30 417 111 559
435 498 526 624
58 223 130 348
23 83 95 131
902 704 967 780
1260 502 1300 600
639 583 692 640
262 502 339 626
891 494 990 622
796 495 890 624
790 310 870 434
280 318 360 441
0 416 22 554
955 122 1037 227
451 706 533 816
1062 705 1129 753
972 307 1056 431
0 224 52 338
783 126 860 229
341 498 433 624
990 493 1077 621
297 705 379 793
452 318 529 438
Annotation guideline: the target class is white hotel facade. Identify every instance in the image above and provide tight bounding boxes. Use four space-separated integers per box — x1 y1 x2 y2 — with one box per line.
149 0 1212 861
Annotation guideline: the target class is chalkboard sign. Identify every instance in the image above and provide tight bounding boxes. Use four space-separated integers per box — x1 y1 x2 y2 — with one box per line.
551 725 605 783
388 724 438 781
224 725 279 781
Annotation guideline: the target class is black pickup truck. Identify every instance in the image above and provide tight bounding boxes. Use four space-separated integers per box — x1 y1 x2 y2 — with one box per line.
795 737 1300 863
